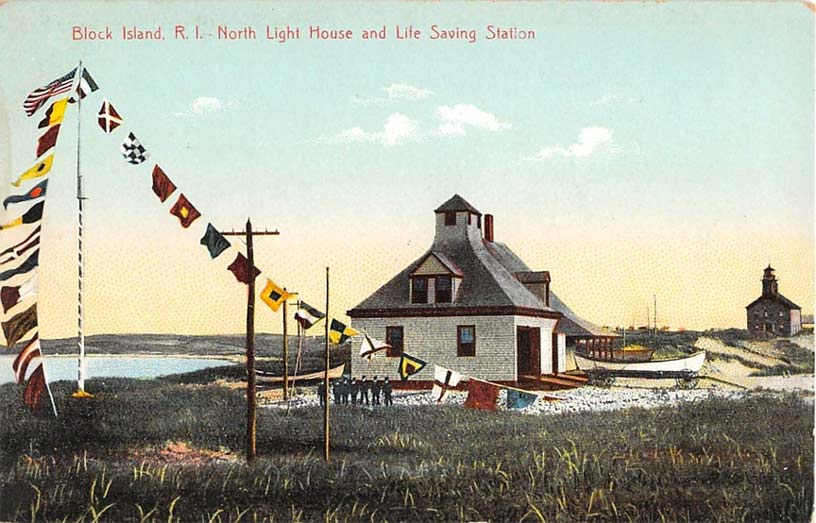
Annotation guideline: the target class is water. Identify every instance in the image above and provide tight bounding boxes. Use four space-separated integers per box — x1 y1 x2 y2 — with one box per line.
0 355 232 385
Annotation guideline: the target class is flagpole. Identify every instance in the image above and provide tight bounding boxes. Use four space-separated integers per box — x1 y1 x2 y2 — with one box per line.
40 358 59 417
323 267 330 463
246 218 257 463
282 291 289 401
73 59 91 398
293 299 302 394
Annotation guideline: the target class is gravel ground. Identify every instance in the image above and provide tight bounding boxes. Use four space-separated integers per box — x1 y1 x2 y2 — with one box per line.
262 385 768 415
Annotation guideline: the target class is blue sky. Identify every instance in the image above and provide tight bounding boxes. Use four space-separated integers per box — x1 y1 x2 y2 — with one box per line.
0 1 812 334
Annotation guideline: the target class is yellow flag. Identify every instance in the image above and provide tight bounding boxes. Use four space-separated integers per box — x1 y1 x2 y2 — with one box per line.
329 319 359 345
37 98 69 129
260 279 294 312
12 155 54 187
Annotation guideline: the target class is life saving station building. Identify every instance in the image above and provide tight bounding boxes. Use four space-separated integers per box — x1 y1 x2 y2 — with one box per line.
347 195 615 383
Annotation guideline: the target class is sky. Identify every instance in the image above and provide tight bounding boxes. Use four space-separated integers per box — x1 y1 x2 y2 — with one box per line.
0 1 813 338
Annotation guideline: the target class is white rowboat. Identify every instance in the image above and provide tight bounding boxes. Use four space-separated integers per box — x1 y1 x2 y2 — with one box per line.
574 351 706 379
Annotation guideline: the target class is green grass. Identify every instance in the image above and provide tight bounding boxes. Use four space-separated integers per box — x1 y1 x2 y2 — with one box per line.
1 379 813 522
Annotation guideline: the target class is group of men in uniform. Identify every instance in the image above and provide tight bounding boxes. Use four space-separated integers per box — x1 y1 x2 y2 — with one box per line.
317 375 393 407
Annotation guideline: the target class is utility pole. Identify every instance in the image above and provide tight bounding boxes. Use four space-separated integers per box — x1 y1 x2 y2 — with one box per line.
221 219 279 463
324 267 330 463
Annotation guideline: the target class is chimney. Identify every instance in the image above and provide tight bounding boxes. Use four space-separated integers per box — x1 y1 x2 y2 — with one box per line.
484 214 494 242
544 273 551 307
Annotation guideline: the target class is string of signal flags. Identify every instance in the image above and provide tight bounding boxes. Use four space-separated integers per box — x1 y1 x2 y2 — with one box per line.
0 65 97 415
0 64 370 415
1 64 541 417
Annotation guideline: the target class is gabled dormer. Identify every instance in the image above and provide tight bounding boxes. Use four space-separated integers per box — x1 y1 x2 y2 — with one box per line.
410 252 463 304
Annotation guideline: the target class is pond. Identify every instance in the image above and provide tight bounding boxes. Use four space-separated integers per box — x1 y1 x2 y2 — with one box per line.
0 355 233 385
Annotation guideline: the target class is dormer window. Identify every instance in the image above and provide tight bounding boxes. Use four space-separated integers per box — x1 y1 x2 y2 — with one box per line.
410 252 463 305
411 277 428 304
436 276 452 303
444 212 456 226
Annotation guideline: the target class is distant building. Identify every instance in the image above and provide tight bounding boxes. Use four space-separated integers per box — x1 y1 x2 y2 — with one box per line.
745 265 802 337
347 194 615 383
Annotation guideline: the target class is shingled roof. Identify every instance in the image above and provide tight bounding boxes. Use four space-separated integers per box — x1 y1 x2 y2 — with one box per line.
434 194 482 215
484 241 615 337
349 194 613 335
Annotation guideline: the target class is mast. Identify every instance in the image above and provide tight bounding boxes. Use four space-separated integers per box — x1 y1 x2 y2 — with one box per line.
74 60 89 397
323 267 330 462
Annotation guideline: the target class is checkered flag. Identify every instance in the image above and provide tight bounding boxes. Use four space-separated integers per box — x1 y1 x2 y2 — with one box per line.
119 132 149 165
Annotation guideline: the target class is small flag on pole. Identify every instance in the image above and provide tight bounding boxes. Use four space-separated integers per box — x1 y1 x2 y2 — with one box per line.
12 155 53 187
22 363 47 411
120 132 149 165
68 68 99 103
506 389 539 410
199 223 230 259
36 125 61 158
0 250 40 282
464 379 500 410
432 365 462 402
37 98 69 129
23 68 77 116
2 302 38 349
0 202 45 231
227 253 261 285
359 334 390 361
151 165 177 202
12 335 41 384
1 274 38 314
97 98 123 133
3 180 48 210
328 319 358 345
169 194 201 228
294 302 325 330
398 353 427 382
260 279 294 312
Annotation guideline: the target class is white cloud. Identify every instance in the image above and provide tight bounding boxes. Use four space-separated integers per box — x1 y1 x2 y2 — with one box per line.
435 104 511 136
384 83 435 101
589 93 639 107
175 96 227 118
352 83 435 105
326 113 420 146
527 127 618 161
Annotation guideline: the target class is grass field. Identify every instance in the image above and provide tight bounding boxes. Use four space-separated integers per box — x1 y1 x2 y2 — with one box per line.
0 377 812 522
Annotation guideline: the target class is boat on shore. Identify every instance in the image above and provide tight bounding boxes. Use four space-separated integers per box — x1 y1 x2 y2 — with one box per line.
577 347 655 363
574 351 706 381
255 363 345 384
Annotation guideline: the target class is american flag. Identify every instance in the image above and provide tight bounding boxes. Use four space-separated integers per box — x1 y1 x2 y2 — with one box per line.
23 68 77 116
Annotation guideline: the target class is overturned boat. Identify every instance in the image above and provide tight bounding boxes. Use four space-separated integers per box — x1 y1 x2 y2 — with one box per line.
574 351 706 387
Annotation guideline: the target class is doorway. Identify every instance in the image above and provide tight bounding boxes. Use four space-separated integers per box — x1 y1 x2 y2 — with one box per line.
516 327 540 379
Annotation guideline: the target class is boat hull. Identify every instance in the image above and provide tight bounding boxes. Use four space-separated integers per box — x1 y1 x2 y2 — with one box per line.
577 349 655 363
574 351 705 379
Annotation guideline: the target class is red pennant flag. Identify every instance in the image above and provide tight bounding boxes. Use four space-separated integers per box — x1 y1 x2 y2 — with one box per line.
152 165 177 203
464 380 499 410
227 253 261 285
169 194 201 228
36 124 60 157
22 363 46 411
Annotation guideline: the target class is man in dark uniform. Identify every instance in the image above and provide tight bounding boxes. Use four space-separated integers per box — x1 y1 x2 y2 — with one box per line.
372 375 382 406
360 375 370 406
351 378 359 405
317 380 326 407
332 379 341 404
342 377 351 404
383 377 393 406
